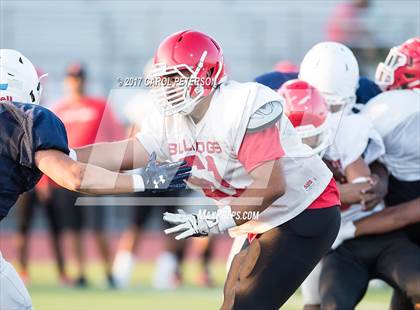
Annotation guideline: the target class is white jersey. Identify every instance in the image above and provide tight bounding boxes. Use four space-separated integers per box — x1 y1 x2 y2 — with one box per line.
325 113 385 171
324 112 385 223
362 89 420 182
136 81 333 237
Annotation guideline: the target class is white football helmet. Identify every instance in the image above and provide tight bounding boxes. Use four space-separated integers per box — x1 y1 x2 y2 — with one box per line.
299 42 359 114
0 49 43 104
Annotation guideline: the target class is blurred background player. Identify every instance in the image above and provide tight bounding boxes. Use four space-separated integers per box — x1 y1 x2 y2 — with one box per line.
327 0 371 45
326 0 377 76
46 63 125 287
152 198 217 289
14 191 67 285
109 67 187 290
111 190 192 290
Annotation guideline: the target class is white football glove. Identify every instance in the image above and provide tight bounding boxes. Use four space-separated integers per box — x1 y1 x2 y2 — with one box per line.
163 206 237 240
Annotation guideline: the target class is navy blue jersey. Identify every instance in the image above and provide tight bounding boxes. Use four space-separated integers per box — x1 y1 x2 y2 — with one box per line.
254 71 382 104
356 77 383 104
0 102 69 217
254 71 298 91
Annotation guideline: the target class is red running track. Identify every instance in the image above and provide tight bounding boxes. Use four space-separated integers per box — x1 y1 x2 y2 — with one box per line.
0 231 233 262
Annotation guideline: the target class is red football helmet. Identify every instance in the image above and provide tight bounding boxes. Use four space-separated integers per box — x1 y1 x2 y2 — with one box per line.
149 30 226 115
376 37 420 90
279 79 331 154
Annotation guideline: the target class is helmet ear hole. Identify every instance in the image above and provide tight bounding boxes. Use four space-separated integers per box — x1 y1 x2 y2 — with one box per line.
19 57 23 64
404 73 415 79
29 90 35 102
207 68 214 78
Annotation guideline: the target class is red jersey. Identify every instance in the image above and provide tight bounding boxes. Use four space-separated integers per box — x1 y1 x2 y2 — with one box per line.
53 96 124 147
38 96 125 188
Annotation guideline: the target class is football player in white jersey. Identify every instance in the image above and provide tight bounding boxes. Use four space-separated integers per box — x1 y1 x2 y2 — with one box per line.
71 30 341 309
279 78 385 310
368 38 420 243
292 40 420 310
280 79 420 310
363 37 420 310
287 43 388 310
297 42 388 232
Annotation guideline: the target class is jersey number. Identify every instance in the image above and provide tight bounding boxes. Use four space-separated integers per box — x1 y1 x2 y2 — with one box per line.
183 155 243 199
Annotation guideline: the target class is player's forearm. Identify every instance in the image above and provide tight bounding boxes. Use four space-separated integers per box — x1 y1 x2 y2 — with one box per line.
74 140 131 171
37 148 190 197
74 138 149 171
36 149 137 195
339 157 374 205
354 198 420 236
338 182 371 205
73 163 136 195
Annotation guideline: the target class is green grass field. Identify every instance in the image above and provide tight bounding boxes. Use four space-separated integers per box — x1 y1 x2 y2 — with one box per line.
24 262 392 310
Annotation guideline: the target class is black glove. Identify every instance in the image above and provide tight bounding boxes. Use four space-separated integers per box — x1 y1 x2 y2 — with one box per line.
141 152 192 193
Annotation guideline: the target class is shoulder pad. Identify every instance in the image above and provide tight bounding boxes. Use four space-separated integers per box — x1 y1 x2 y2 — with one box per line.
246 100 283 133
